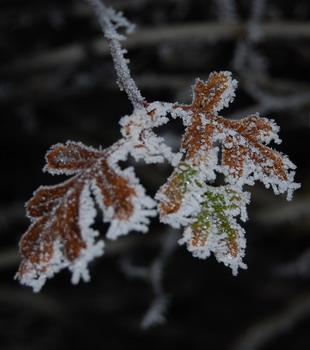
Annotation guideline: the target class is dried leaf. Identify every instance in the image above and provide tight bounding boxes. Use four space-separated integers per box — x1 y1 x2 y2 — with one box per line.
17 141 156 291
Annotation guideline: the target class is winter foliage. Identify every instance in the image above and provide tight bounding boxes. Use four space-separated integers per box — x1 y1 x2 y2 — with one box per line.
16 0 300 292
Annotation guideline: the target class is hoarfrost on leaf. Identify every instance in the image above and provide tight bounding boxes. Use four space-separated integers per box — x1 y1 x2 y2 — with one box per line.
157 71 300 273
16 141 156 291
179 186 250 275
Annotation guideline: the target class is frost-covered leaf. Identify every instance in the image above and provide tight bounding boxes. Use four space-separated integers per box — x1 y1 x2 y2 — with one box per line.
44 141 102 175
157 162 198 216
157 70 300 275
179 186 250 275
191 71 238 114
167 71 299 199
17 141 156 292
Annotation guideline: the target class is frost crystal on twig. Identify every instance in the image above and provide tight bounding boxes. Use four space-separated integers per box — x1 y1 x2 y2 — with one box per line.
88 0 144 108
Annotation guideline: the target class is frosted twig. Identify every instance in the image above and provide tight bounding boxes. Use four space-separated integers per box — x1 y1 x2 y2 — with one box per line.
141 295 170 329
141 230 178 328
120 229 179 328
232 0 267 73
120 257 149 280
232 0 273 117
87 0 144 109
245 0 266 42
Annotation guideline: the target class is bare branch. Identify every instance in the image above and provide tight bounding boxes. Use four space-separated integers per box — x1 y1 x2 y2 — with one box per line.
120 229 179 328
232 292 310 350
214 0 238 23
254 196 310 227
3 22 310 75
0 202 25 232
275 248 310 278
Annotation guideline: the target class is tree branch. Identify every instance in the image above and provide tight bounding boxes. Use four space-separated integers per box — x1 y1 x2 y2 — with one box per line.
232 292 310 350
3 22 310 75
87 0 144 108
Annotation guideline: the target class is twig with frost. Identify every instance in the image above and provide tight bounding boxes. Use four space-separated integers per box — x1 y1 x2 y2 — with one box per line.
141 230 178 329
120 229 178 329
232 0 266 75
87 0 144 108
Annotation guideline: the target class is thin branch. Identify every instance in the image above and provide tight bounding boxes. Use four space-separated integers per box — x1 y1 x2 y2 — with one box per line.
254 196 310 227
275 248 310 278
87 0 144 108
141 230 178 329
120 229 179 328
250 0 266 23
0 249 19 271
0 202 25 232
214 0 238 23
230 90 310 119
232 292 310 350
0 287 63 319
3 22 310 75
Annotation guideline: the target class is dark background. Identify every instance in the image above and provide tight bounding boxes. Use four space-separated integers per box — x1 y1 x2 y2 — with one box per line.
1 0 310 349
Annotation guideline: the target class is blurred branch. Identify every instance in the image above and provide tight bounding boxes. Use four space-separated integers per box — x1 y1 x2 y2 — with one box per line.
0 249 19 271
254 196 310 227
0 202 25 231
232 292 310 350
215 0 238 23
0 287 64 318
120 229 179 328
88 0 144 108
3 22 310 75
231 91 310 119
275 248 310 278
2 71 310 112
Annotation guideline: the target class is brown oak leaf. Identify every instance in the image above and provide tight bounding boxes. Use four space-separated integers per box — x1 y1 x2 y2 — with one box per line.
17 141 155 291
157 71 299 219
